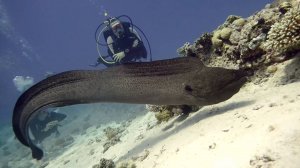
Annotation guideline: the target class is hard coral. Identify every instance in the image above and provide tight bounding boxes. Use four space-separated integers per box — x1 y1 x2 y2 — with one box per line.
194 33 213 55
94 158 115 168
211 30 224 48
116 160 136 168
279 1 293 13
104 127 121 140
220 27 232 40
154 110 174 123
146 104 200 123
174 0 300 87
177 42 191 56
263 6 300 55
232 18 247 30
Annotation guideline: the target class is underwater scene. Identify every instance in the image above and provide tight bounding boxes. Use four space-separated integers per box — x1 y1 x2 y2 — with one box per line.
1 0 300 167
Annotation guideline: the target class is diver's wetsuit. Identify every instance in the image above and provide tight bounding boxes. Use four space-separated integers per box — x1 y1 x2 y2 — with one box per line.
104 22 147 64
29 112 66 144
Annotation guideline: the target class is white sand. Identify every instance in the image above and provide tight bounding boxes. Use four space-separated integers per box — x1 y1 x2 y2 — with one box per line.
37 57 300 168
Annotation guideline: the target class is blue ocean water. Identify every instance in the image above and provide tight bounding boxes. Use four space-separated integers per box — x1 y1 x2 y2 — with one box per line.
0 0 272 167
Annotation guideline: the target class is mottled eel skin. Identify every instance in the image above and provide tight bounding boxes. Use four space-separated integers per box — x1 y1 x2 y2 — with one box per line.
12 57 247 160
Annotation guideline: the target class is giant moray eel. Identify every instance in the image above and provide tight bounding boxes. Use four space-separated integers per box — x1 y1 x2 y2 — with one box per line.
12 57 247 160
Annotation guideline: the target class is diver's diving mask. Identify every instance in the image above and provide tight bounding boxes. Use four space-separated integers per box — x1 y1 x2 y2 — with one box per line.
111 21 125 37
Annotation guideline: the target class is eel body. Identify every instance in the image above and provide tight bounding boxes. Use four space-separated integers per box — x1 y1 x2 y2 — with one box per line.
12 57 247 160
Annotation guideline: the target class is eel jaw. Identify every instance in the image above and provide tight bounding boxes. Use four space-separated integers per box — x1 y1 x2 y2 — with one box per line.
207 74 247 104
199 67 249 105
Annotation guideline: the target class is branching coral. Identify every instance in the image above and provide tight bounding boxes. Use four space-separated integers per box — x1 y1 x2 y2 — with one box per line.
263 6 300 54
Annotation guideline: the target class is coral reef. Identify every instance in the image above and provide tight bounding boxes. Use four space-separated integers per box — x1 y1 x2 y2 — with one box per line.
146 105 200 123
278 1 293 13
263 5 300 58
154 110 174 123
102 125 127 153
104 126 123 140
92 158 137 168
116 160 137 168
92 158 115 168
177 0 300 83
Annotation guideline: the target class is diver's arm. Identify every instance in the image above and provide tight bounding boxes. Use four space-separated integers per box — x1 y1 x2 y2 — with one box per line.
107 36 125 62
107 36 116 54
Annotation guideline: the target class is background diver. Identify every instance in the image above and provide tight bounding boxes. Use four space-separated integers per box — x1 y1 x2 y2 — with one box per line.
29 109 67 144
91 14 152 67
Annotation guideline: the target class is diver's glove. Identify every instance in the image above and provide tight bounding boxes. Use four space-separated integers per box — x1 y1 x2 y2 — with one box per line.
42 120 60 132
113 51 125 62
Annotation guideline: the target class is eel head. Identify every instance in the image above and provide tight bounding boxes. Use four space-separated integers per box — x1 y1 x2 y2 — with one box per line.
184 66 247 105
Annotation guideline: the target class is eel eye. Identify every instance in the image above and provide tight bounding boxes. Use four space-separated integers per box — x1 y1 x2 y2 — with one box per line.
184 85 193 92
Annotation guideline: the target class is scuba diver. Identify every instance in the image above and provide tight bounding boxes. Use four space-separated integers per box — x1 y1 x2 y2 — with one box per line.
29 109 66 144
91 12 152 67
